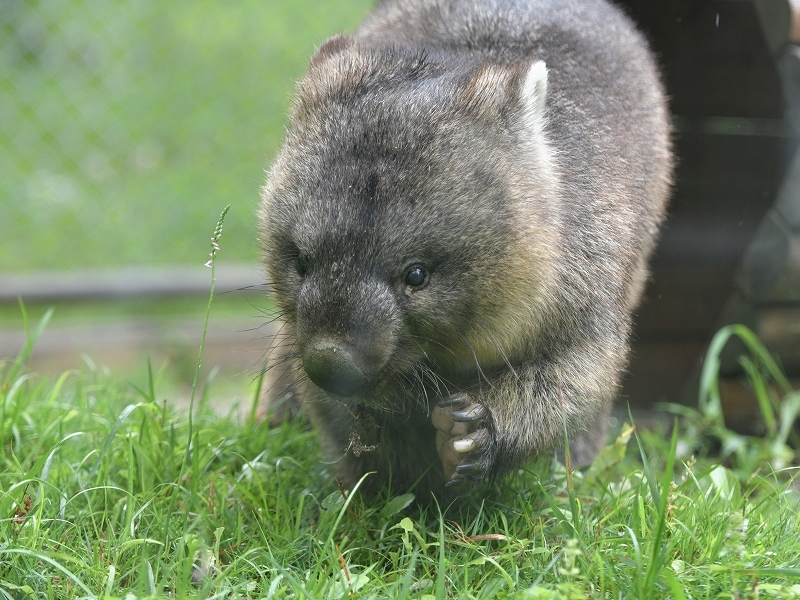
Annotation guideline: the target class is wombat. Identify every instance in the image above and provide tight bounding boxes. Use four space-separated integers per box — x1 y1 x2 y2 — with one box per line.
259 0 672 499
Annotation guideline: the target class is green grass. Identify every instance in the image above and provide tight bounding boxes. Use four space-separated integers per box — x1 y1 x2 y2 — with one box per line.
3 322 800 598
1 1 373 272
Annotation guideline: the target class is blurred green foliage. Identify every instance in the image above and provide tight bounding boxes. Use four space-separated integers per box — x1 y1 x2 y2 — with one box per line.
0 0 373 271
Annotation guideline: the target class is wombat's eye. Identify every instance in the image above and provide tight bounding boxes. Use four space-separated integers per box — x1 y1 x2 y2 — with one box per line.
295 255 309 277
405 265 428 289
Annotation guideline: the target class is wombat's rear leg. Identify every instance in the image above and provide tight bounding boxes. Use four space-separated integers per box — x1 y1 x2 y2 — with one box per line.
561 404 611 468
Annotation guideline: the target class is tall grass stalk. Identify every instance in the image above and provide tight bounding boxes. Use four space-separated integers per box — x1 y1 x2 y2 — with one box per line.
190 205 230 417
178 205 230 487
171 205 230 578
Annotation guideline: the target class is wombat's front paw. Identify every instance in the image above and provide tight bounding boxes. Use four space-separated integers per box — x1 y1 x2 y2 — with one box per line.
431 394 492 493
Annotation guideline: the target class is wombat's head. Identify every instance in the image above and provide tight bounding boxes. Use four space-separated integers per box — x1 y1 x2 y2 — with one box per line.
259 36 559 405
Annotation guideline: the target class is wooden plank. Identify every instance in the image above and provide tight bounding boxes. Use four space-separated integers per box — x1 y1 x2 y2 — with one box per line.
0 263 265 302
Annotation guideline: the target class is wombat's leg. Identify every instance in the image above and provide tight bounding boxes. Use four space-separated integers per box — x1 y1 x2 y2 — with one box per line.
436 347 618 491
436 396 612 479
258 319 307 425
559 401 611 468
263 361 307 426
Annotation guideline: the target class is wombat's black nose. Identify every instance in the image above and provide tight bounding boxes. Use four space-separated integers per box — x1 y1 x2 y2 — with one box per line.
303 340 367 397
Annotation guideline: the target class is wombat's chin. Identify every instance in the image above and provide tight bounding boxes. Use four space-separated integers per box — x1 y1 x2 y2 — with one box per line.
320 392 389 415
319 373 415 413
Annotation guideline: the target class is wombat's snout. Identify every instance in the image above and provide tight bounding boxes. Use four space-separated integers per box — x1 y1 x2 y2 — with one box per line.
302 339 368 397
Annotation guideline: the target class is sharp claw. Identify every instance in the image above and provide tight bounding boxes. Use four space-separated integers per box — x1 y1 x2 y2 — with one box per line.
456 462 480 475
445 474 466 488
451 405 487 422
453 438 475 453
437 395 468 408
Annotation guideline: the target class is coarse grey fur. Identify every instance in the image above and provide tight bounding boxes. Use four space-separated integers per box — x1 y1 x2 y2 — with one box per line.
259 0 672 500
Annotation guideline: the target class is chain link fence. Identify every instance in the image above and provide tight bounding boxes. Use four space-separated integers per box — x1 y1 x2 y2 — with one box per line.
0 0 372 272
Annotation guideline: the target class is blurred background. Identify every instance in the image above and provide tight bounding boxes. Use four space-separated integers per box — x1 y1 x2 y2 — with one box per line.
1 0 800 426
0 0 373 407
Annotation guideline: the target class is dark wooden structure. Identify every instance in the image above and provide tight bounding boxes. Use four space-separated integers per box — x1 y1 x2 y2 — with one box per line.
617 0 800 412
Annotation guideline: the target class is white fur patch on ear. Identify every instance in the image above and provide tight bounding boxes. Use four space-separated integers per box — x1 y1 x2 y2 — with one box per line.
521 60 548 129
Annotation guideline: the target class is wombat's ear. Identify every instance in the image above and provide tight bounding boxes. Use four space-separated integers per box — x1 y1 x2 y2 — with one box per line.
309 34 352 69
459 63 517 114
520 60 548 128
459 60 548 128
